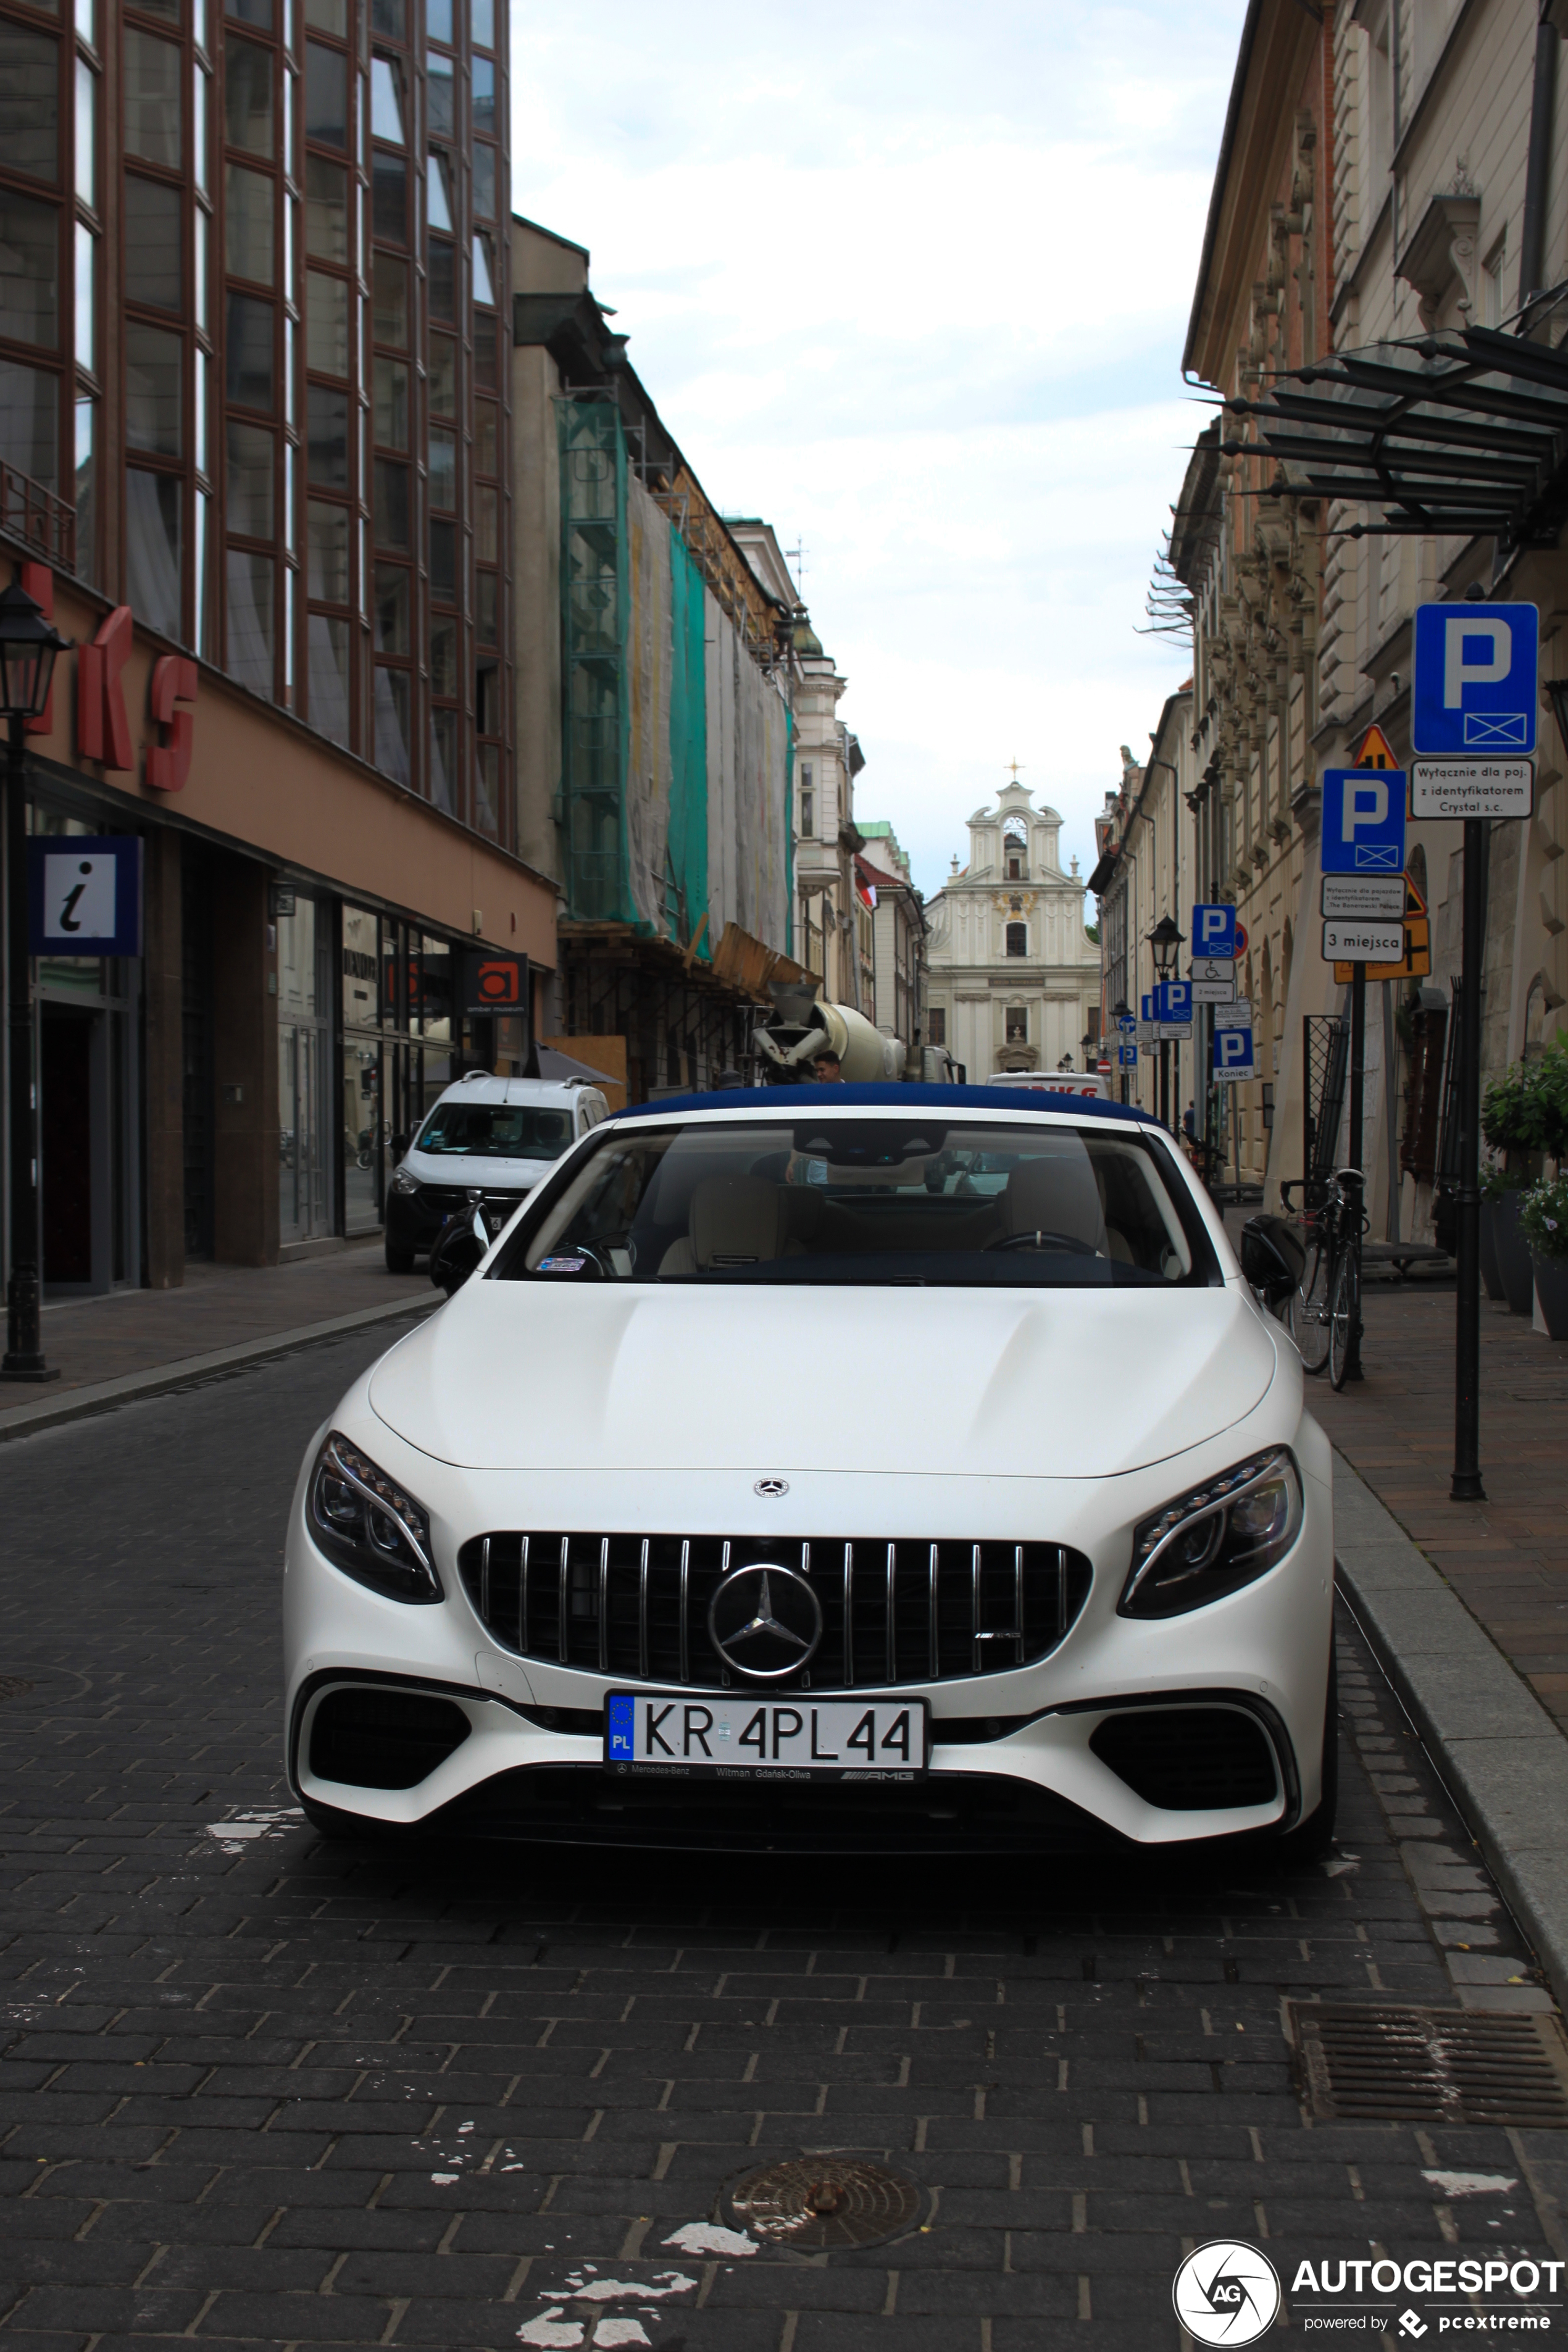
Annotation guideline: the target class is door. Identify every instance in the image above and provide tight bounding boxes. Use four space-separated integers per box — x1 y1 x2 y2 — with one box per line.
41 1006 94 1285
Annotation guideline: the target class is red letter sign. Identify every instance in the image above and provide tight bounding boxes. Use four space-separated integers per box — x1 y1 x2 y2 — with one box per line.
77 604 133 770
146 654 198 791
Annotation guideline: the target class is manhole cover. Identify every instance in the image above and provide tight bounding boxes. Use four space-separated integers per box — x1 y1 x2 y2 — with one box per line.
1291 2001 1568 2126
724 2156 923 2251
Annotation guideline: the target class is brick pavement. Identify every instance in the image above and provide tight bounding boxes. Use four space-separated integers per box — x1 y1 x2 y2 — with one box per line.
0 1330 1564 2345
1313 1287 1568 1730
22 1247 428 1401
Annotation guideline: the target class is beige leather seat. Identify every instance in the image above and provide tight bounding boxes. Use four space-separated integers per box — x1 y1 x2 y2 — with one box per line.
658 1174 791 1275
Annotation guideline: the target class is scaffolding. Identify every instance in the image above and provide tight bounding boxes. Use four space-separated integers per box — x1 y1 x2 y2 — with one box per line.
560 398 627 922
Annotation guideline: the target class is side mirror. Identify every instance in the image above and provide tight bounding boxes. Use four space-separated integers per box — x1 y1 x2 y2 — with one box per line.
391 1132 409 1157
430 1226 486 1296
1240 1214 1304 1306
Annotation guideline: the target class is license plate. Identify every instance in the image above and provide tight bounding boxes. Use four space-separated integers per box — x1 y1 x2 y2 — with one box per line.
604 1693 928 1780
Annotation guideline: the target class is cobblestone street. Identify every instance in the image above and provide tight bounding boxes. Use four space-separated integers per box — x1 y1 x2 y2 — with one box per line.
1 1327 1565 2350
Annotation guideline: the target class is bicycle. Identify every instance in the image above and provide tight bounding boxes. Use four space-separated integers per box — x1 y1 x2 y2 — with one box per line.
1278 1170 1365 1389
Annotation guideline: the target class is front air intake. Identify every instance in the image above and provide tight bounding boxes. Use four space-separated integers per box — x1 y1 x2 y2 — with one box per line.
308 1687 470 1789
1089 1707 1279 1809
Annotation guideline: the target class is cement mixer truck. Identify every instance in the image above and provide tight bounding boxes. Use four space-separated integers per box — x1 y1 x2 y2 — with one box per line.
755 982 958 1085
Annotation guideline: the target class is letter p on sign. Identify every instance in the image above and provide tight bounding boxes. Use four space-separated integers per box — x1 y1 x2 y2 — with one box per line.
1445 615 1511 706
1347 777 1388 836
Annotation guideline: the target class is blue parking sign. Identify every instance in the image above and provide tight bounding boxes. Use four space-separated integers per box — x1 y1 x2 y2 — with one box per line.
1154 980 1192 1023
1321 769 1406 874
1213 1025 1255 1080
1412 601 1537 756
1118 1043 1137 1068
1191 903 1236 960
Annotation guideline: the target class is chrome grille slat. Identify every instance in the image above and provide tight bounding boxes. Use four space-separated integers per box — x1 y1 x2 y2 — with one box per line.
457 1532 1092 1690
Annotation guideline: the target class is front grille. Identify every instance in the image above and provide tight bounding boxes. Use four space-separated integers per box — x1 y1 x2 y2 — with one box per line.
1089 1706 1278 1809
458 1533 1092 1690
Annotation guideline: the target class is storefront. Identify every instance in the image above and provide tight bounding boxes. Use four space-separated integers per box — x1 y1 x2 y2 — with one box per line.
4 561 558 1298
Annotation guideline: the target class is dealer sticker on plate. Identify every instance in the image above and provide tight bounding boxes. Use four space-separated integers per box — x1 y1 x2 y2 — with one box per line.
605 1693 928 1779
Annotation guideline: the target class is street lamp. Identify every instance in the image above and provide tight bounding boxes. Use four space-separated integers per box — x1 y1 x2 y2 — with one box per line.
1145 914 1186 1130
1 577 70 1383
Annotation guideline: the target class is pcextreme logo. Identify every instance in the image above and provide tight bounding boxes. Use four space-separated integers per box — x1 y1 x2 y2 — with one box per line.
1173 2241 1284 2345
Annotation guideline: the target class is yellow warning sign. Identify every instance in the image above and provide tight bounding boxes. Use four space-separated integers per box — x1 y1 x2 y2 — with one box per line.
1351 722 1402 770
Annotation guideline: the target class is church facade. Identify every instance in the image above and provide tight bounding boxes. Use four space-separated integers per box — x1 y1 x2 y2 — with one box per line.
925 782 1101 1080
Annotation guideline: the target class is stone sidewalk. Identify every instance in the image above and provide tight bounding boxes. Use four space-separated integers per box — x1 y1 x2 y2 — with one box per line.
0 1243 431 1443
1314 1286 1568 1729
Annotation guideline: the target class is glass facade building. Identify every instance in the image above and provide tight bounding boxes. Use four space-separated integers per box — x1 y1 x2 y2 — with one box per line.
0 0 511 832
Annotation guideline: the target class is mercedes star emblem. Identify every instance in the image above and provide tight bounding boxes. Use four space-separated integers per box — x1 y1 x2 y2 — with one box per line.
708 1562 823 1680
754 1477 788 1498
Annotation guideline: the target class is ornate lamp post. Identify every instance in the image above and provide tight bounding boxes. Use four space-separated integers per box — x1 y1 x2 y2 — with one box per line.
1146 914 1185 1130
1 578 70 1382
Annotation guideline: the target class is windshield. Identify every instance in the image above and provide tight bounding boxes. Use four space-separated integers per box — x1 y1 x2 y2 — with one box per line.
496 1119 1219 1287
415 1101 574 1161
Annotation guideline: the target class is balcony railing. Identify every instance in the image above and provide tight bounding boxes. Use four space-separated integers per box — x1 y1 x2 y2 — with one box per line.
0 463 75 573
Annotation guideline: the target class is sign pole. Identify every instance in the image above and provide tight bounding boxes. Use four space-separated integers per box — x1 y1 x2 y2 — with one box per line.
1451 815 1486 1502
2 716 53 1380
1344 961 1366 1381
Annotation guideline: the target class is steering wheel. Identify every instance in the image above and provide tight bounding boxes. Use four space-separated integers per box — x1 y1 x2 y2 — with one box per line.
985 1228 1097 1255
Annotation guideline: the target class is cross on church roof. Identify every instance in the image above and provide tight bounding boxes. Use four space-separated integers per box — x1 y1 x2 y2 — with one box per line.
1007 760 1025 780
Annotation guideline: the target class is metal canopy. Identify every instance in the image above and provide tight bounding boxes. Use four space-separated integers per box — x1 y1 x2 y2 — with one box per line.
1220 307 1568 546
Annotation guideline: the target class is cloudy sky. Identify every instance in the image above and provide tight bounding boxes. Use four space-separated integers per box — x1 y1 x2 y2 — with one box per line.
511 1 1249 896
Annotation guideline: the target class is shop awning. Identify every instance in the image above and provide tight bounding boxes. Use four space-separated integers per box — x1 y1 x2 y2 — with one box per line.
1221 311 1568 548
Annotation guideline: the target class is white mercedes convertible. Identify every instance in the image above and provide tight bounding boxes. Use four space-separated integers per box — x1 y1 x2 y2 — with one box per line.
283 1085 1335 1856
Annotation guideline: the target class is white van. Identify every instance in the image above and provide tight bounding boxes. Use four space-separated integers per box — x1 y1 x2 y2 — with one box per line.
384 1072 609 1271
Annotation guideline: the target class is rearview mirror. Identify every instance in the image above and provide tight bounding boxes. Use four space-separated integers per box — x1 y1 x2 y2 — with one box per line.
430 1227 486 1296
1240 1214 1304 1306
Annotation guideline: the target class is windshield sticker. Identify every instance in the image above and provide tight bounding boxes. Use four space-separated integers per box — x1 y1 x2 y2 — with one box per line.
538 1256 587 1274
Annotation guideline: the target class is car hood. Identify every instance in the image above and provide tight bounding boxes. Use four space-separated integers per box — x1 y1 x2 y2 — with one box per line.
370 1280 1280 1479
404 1151 554 1190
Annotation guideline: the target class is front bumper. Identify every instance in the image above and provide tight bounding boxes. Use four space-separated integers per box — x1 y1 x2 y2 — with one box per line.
283 1417 1335 1852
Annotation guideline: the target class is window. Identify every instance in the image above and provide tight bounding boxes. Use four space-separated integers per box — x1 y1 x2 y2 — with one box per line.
1005 922 1027 957
928 1007 946 1048
126 322 182 452
225 162 274 282
1005 1007 1028 1043
800 790 814 838
126 29 181 167
0 357 57 486
428 330 456 413
0 189 59 348
427 47 453 138
306 384 347 485
304 155 347 259
369 53 403 142
307 498 348 596
472 143 495 219
372 354 407 446
127 469 181 635
472 54 495 133
306 268 348 375
0 22 59 183
225 291 273 406
372 149 407 244
305 41 347 147
223 34 272 157
226 419 273 533
504 1122 1217 1291
226 544 273 690
125 177 183 311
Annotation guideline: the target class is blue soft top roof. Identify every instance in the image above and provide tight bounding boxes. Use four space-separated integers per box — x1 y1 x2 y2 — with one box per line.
609 1083 1161 1127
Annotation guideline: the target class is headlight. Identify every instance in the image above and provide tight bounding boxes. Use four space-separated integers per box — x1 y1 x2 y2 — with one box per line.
390 1167 419 1195
1120 1447 1303 1619
307 1432 442 1603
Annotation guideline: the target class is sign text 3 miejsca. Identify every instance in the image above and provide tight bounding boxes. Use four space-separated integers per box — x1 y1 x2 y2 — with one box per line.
606 1693 929 1779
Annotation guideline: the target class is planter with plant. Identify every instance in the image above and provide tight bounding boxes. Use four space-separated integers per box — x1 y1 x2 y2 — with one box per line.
1520 1172 1568 1342
1480 1040 1568 1312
